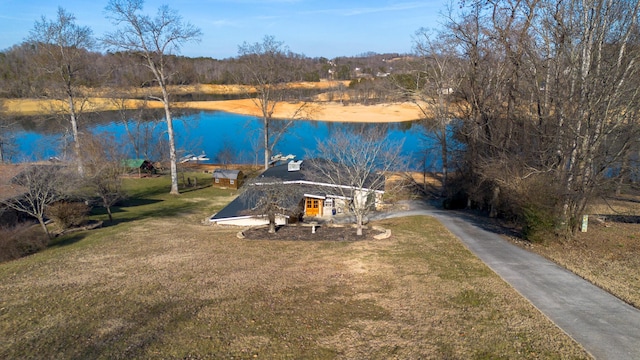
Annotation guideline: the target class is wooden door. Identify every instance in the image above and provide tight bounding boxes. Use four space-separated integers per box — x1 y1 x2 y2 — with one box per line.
305 198 322 216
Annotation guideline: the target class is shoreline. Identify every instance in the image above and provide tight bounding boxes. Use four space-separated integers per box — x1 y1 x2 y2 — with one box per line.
1 97 427 123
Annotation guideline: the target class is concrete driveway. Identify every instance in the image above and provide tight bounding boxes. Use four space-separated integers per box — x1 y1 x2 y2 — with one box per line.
371 202 640 360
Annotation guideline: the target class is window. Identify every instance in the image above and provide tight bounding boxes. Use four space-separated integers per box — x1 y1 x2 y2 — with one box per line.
215 178 220 183
230 179 235 185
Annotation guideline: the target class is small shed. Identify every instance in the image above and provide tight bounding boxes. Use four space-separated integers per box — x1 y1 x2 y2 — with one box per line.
212 169 244 189
122 159 155 177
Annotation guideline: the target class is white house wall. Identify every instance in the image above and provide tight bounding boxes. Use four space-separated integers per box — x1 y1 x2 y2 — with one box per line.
211 215 289 227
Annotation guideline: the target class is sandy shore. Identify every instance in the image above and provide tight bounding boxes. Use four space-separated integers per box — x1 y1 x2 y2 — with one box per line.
1 97 426 123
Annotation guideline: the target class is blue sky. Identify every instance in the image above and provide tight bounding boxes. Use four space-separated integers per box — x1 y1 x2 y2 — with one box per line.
0 0 450 59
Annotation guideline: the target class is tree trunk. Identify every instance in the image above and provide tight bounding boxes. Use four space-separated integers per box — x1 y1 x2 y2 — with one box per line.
440 122 448 196
263 116 270 170
68 94 83 176
356 213 363 236
162 94 180 195
268 212 276 233
38 216 51 239
106 206 114 222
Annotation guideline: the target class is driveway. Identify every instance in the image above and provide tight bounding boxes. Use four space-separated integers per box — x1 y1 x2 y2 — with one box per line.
371 201 640 360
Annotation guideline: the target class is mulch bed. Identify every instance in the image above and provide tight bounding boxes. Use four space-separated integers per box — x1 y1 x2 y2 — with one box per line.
242 224 377 241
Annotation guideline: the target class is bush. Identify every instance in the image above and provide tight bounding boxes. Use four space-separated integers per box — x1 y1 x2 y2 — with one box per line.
0 223 49 262
443 190 468 210
46 202 89 231
522 205 557 243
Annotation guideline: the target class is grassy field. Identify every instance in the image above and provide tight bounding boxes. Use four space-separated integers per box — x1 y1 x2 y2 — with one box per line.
0 175 590 359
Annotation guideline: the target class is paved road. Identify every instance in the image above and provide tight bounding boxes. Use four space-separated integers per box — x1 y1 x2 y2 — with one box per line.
370 203 640 360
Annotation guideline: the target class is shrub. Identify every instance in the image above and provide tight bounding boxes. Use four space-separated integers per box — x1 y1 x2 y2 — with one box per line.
522 205 557 243
46 202 89 231
0 223 49 262
443 190 468 210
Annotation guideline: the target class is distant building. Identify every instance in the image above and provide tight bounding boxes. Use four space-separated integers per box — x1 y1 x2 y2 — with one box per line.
212 169 244 190
122 159 155 177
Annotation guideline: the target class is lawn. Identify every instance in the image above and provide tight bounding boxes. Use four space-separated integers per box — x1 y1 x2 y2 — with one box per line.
0 176 590 359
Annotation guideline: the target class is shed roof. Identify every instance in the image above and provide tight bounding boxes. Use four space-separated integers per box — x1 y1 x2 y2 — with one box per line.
122 159 148 168
213 169 242 180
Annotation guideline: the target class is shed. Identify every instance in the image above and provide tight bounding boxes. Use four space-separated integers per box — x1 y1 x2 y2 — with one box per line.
122 159 155 178
212 169 244 189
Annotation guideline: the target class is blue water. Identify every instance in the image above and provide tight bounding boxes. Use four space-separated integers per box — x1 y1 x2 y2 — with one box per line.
13 111 441 170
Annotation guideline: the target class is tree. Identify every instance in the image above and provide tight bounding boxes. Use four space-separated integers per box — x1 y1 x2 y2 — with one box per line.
444 0 640 236
215 138 237 166
1 165 72 239
541 0 640 230
237 35 311 170
80 134 127 222
304 129 405 236
27 7 95 175
103 0 202 195
105 91 168 161
394 28 463 195
240 177 303 233
0 101 17 163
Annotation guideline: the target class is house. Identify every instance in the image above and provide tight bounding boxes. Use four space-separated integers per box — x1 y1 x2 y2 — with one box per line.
212 169 244 189
209 159 385 226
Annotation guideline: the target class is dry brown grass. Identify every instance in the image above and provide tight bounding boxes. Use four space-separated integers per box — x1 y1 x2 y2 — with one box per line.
527 193 640 308
0 181 590 359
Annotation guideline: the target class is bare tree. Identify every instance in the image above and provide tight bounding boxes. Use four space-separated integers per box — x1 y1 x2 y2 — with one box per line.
215 138 237 167
80 134 127 222
543 0 640 230
394 28 463 194
0 101 17 163
105 91 168 161
237 35 311 169
1 165 72 238
27 7 95 175
304 129 405 236
443 0 640 236
103 0 202 195
240 177 303 233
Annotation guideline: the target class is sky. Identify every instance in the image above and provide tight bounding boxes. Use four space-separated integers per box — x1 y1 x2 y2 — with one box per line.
0 0 451 59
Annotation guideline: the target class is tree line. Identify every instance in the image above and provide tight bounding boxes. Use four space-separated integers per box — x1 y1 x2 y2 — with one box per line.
396 0 640 238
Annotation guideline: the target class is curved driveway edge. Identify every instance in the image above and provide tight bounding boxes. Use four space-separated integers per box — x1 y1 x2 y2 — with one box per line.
373 206 640 360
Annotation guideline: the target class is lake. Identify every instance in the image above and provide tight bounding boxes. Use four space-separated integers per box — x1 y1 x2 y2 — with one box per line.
10 111 442 170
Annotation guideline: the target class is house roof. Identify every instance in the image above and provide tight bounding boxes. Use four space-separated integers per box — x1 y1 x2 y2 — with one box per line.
213 169 243 180
258 162 306 182
211 163 305 222
211 195 253 221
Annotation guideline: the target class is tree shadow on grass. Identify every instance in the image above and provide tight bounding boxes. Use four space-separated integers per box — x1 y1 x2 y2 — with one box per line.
597 214 640 224
91 197 207 228
442 207 522 239
48 233 88 248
